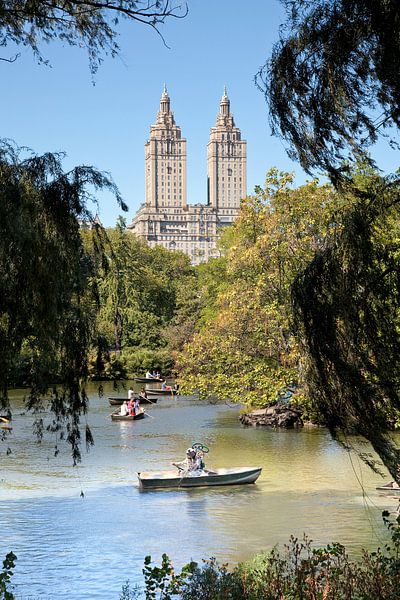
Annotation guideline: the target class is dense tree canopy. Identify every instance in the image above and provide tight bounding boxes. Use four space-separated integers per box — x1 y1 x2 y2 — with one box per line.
177 170 345 408
293 170 400 477
0 143 126 462
84 219 197 365
0 0 187 461
258 0 400 179
261 0 400 479
0 1 187 71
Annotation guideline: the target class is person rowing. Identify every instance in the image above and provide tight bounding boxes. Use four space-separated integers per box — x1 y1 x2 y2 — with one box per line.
172 445 214 476
172 447 197 473
139 387 148 400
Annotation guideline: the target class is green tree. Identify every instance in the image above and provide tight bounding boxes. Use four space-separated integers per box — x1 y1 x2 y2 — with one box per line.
177 170 344 408
0 142 125 462
262 1 400 479
292 170 400 476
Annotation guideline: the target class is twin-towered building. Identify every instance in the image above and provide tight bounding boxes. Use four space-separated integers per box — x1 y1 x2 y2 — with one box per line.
128 86 247 264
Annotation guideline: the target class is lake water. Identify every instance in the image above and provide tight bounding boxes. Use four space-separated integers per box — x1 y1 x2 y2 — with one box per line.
0 382 398 599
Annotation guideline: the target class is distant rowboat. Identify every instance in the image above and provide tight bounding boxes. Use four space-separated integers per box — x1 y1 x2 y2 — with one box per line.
138 467 262 489
108 396 157 406
146 388 178 396
135 377 164 383
111 409 146 422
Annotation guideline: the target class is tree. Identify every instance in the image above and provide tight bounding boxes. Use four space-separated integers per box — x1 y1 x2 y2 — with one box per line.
0 142 126 462
0 0 187 460
0 1 187 71
257 0 400 180
292 169 400 478
177 170 344 407
261 1 400 479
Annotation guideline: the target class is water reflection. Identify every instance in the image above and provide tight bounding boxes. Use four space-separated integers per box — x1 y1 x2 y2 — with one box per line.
0 381 397 599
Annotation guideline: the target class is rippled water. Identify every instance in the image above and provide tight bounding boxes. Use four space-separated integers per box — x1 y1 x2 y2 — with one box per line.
0 382 398 599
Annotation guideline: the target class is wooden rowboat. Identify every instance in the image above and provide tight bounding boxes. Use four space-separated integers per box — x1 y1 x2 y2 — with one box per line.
108 396 157 406
376 481 400 492
146 388 178 396
135 377 164 383
137 466 262 489
111 409 146 422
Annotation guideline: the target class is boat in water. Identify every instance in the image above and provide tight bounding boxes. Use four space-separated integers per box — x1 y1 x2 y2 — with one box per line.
376 481 400 492
146 388 178 396
137 466 262 489
108 396 157 406
111 409 146 422
135 377 164 383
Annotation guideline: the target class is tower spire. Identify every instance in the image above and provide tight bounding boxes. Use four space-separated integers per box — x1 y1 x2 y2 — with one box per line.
160 84 170 113
220 85 230 116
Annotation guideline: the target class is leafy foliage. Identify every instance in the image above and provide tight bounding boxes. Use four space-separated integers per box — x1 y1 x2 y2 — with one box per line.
258 0 400 179
141 514 400 599
0 552 16 600
260 0 400 478
84 221 196 376
0 1 187 72
143 554 197 600
293 170 400 478
177 169 345 408
0 142 125 462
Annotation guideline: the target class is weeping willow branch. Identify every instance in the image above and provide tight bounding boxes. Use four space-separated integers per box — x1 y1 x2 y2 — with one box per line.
292 172 400 479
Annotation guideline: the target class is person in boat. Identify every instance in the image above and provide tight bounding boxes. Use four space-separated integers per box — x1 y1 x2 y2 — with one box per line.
161 380 171 391
173 383 179 393
128 387 135 401
156 371 161 379
120 401 129 416
127 398 135 416
134 397 140 413
145 370 154 379
194 450 205 471
139 387 148 400
172 447 197 472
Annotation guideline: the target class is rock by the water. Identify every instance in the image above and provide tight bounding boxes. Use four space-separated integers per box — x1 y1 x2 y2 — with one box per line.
240 402 303 428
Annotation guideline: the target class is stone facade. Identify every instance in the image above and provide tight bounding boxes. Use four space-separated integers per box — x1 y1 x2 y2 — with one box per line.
128 86 247 265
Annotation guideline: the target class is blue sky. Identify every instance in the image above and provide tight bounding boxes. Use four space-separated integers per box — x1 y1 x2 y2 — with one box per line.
2 0 399 227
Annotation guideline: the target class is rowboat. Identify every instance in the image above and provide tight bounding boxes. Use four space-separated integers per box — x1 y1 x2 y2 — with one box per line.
111 409 146 422
376 481 400 492
137 466 262 489
108 396 157 406
146 388 178 396
135 377 164 383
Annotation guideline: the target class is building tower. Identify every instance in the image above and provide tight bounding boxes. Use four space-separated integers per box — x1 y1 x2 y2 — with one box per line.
145 85 187 209
207 88 247 215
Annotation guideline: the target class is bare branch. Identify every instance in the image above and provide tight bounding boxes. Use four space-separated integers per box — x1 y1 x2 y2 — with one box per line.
0 52 20 63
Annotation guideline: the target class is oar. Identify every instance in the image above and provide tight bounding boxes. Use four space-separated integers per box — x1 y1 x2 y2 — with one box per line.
143 410 155 419
143 396 157 405
107 411 119 417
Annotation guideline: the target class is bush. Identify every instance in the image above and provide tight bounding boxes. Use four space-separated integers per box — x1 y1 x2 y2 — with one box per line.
123 347 174 377
143 513 400 599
